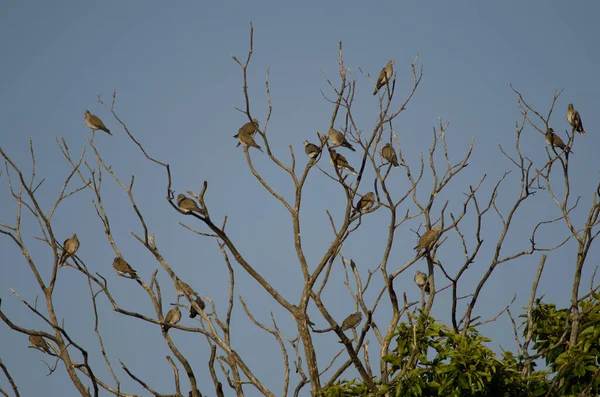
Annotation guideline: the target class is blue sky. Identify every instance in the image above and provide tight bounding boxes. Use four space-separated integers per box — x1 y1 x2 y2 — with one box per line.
1 2 599 396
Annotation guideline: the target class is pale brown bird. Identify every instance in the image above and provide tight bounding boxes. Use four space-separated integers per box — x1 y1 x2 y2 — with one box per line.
59 234 79 266
240 119 260 136
189 296 206 318
545 128 571 153
174 278 196 299
340 312 362 331
328 129 356 151
566 104 586 136
233 130 263 152
414 270 430 295
330 150 357 174
84 110 112 136
352 192 375 216
162 306 181 333
414 226 442 253
177 193 205 215
381 143 399 167
304 140 321 160
29 334 53 354
373 60 395 95
113 257 137 278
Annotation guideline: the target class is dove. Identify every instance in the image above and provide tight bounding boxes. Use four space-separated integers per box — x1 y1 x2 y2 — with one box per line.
381 143 399 167
414 270 430 294
233 130 263 152
340 312 362 331
113 257 137 278
566 104 586 136
328 128 356 151
240 119 260 137
414 226 442 253
162 306 181 333
352 192 375 216
373 60 395 95
177 193 205 215
174 278 196 299
304 140 321 160
189 296 206 318
59 234 79 266
545 128 571 153
84 110 112 136
330 150 357 174
29 334 53 354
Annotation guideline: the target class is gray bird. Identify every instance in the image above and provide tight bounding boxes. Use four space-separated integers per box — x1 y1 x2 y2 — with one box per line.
162 306 181 333
353 192 375 216
381 143 399 167
545 128 571 153
328 128 356 151
59 234 79 266
113 257 137 278
233 130 263 152
414 226 442 253
373 60 395 95
189 296 206 318
414 270 430 295
174 278 196 299
29 334 53 354
340 312 362 331
84 110 112 136
304 140 321 160
177 193 205 215
566 104 586 136
330 150 357 174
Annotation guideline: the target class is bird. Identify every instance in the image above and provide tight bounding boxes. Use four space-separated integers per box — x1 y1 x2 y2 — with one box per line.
566 104 586 136
545 128 571 154
59 234 79 266
177 193 205 215
29 334 53 354
373 60 395 95
353 192 375 216
162 306 181 333
113 257 137 278
84 110 112 136
240 119 260 137
340 312 362 331
189 296 206 318
414 226 442 253
233 130 263 152
328 129 356 151
414 270 430 295
381 143 399 167
304 140 321 160
174 278 196 299
330 150 357 174
188 390 202 397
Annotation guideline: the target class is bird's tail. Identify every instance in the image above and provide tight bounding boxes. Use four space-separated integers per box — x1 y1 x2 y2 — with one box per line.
344 143 356 152
103 128 112 136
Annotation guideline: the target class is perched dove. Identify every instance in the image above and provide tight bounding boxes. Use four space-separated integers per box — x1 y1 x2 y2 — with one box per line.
233 130 263 152
414 270 430 295
373 60 395 95
381 143 399 167
566 104 586 136
545 128 571 153
113 257 137 278
304 140 321 160
414 226 442 253
189 296 206 318
29 334 53 354
353 192 375 216
162 306 181 333
340 312 362 331
177 193 205 215
59 234 79 266
328 129 355 151
330 150 357 174
240 119 260 137
84 110 112 136
174 278 196 299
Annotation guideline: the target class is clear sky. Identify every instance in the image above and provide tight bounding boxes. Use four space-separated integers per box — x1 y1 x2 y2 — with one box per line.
1 2 599 396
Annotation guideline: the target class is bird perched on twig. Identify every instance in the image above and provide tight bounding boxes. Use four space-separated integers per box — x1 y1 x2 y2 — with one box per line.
381 143 399 167
84 110 112 136
352 192 375 216
373 60 395 95
162 306 181 333
328 129 356 151
414 270 430 294
545 128 571 154
113 257 137 278
189 296 206 318
414 226 442 254
233 129 263 152
174 278 196 300
304 140 321 160
177 193 205 215
330 150 356 175
29 334 53 355
566 104 586 136
240 119 260 137
59 234 79 266
340 312 363 331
